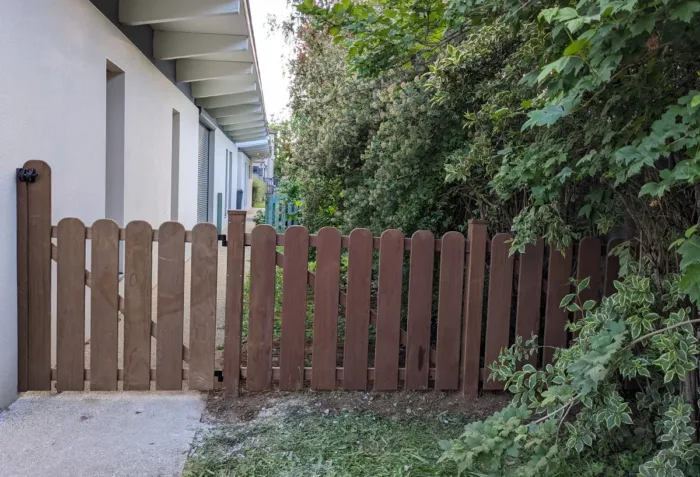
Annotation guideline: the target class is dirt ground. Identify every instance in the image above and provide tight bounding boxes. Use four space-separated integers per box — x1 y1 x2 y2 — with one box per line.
204 389 511 425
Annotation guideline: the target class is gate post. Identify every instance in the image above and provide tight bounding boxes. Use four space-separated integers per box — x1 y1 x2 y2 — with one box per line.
223 210 246 396
461 220 487 398
17 161 52 391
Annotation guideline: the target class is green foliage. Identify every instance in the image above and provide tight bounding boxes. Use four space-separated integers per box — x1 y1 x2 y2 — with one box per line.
252 178 265 206
440 255 700 476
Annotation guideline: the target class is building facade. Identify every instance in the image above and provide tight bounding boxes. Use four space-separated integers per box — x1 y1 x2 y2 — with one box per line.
0 0 272 407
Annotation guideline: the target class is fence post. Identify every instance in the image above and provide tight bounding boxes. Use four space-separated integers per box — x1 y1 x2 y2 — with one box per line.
461 220 487 397
19 160 52 391
224 210 247 396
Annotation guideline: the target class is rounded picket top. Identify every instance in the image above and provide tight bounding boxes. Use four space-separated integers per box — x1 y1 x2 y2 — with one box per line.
125 220 153 238
91 218 119 238
57 217 86 231
441 230 465 250
349 227 373 243
158 221 186 238
380 229 404 240
192 222 218 246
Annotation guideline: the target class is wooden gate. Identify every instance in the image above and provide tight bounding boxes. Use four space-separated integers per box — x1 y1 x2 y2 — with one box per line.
16 161 621 397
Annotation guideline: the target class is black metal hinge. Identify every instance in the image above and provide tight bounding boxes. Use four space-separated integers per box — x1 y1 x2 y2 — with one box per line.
214 370 224 382
16 168 38 183
219 234 227 247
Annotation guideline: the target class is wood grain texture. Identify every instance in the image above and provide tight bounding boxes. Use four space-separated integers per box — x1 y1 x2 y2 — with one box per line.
576 237 602 317
56 218 86 391
604 238 623 297
123 221 153 391
343 228 373 390
25 160 51 390
543 245 573 365
483 233 515 390
247 225 277 391
188 223 218 390
461 221 488 397
435 232 465 390
280 226 310 390
90 220 120 391
224 211 246 396
16 175 29 392
311 227 342 390
373 230 404 391
514 239 545 367
156 222 185 390
405 230 435 390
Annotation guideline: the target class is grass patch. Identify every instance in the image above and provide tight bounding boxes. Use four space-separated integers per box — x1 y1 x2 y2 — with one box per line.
184 406 467 477
253 202 265 208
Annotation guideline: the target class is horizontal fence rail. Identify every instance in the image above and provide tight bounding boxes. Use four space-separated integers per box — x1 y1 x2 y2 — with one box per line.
17 160 621 396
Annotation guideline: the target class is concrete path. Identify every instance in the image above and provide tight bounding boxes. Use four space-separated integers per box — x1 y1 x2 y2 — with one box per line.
0 392 206 477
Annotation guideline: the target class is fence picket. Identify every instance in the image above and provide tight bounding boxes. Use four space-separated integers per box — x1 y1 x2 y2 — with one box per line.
280 226 310 390
248 225 277 391
156 222 185 390
56 218 86 391
577 237 602 315
189 223 218 391
90 219 119 391
311 227 342 390
514 239 545 367
604 238 623 297
124 221 153 390
543 245 573 365
405 230 435 390
343 228 373 390
435 232 465 390
25 160 52 390
224 211 247 396
461 221 488 397
374 230 404 391
483 233 514 390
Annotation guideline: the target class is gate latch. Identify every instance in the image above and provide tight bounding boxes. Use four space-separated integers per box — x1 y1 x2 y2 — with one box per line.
16 168 38 183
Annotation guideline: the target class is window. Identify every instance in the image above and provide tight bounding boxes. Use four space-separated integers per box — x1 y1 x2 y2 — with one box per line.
171 110 180 221
196 123 211 223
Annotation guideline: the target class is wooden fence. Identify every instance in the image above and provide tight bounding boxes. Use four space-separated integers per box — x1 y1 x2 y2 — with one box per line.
264 193 301 232
16 160 621 397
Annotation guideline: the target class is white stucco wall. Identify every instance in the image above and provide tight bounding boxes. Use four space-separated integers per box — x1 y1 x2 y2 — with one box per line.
212 129 240 230
0 0 236 408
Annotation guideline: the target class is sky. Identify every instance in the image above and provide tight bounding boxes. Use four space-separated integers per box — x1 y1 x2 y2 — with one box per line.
248 0 294 121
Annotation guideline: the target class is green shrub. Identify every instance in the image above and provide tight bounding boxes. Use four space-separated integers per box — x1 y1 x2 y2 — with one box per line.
252 178 265 207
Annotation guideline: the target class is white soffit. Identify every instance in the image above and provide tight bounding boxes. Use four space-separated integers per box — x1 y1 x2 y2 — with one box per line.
119 0 271 156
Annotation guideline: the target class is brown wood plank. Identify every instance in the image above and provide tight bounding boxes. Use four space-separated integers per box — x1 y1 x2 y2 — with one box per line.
90 219 120 391
576 236 602 313
224 211 247 396
123 221 153 391
482 233 515 390
405 230 435 390
188 223 218 391
343 228 374 390
279 226 310 390
16 173 29 392
25 160 52 390
311 227 342 390
461 221 488 397
56 218 86 391
604 238 623 297
543 245 573 365
247 225 277 391
514 238 545 367
373 230 404 391
156 222 185 390
435 232 465 390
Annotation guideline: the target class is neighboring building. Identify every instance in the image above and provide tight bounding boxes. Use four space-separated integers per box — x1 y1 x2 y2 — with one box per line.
0 0 272 408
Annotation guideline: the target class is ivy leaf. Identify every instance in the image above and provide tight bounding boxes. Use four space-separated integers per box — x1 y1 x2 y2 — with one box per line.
677 236 700 270
691 94 700 108
639 181 668 197
564 39 588 56
679 263 700 304
669 1 700 22
629 14 656 36
522 105 566 129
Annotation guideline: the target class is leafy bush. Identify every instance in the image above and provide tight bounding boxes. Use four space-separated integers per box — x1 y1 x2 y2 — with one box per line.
252 178 265 207
439 251 700 476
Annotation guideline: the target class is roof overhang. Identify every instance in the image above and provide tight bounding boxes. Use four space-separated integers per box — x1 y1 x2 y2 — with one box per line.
120 0 271 158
